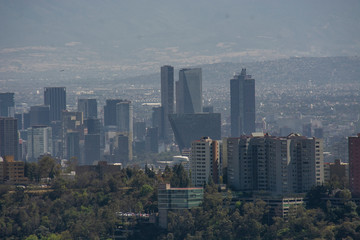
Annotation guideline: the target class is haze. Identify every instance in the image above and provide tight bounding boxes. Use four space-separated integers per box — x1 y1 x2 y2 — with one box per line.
1 0 360 78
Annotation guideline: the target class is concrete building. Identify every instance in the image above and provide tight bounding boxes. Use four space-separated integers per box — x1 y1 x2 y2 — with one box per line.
29 105 50 127
349 133 360 197
62 111 83 158
0 92 15 117
145 127 158 153
176 68 202 114
0 117 18 160
116 101 133 142
161 65 174 142
230 68 255 136
113 133 132 163
190 137 220 187
225 133 324 195
169 113 221 151
44 87 66 121
78 98 97 119
27 126 52 162
66 131 81 162
104 99 123 126
158 183 203 229
84 134 101 165
0 156 27 184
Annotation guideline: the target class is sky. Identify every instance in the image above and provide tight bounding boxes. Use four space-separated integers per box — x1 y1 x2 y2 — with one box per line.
0 0 360 78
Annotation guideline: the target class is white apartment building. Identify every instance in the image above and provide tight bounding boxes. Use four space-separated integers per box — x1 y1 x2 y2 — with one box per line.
190 137 219 187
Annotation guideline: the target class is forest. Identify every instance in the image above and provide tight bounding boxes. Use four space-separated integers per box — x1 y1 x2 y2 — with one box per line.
0 156 359 240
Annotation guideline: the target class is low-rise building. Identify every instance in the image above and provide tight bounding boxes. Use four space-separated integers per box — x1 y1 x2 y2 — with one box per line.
158 183 203 228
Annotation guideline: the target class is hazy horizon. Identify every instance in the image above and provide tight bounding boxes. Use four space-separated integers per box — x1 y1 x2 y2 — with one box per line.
1 0 360 78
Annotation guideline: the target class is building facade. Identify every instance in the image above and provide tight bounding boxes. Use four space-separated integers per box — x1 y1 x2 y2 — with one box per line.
230 68 255 136
0 92 15 117
27 126 52 162
116 101 133 142
349 133 360 197
158 183 203 228
169 113 221 151
104 99 123 126
190 137 220 187
176 68 202 114
29 105 50 127
78 98 97 119
0 117 18 160
225 133 324 195
161 65 174 142
44 87 66 121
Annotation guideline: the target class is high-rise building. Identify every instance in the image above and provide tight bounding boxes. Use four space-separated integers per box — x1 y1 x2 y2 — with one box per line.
0 117 18 160
29 105 50 127
104 99 123 126
84 134 100 165
190 137 219 187
349 133 360 197
78 98 97 119
44 87 66 121
0 93 15 117
134 121 146 141
62 111 83 158
66 131 80 161
225 133 323 195
116 101 133 142
84 118 101 135
27 126 52 162
230 69 255 136
161 65 174 142
169 113 221 151
113 133 132 163
145 127 158 153
14 113 22 130
176 68 202 114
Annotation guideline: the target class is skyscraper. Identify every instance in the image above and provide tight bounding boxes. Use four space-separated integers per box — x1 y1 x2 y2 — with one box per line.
44 87 66 121
176 68 202 114
161 65 174 142
0 92 15 117
169 113 221 151
84 134 100 165
0 117 18 160
190 137 219 187
116 101 133 139
78 98 97 119
349 133 360 197
27 125 52 162
29 105 50 127
230 68 255 136
104 99 123 126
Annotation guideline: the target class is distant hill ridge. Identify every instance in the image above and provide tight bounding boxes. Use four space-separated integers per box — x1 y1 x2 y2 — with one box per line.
118 56 360 86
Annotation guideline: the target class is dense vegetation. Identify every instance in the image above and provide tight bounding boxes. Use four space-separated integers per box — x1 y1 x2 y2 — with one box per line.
0 157 359 239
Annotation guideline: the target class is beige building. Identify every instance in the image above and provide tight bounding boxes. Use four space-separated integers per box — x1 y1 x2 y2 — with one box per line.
0 156 27 184
225 133 324 195
190 137 220 187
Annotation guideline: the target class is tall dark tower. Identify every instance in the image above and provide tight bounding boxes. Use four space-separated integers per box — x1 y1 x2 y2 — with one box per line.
230 68 255 136
78 98 97 119
104 99 123 126
161 65 174 142
29 105 50 127
176 68 202 114
0 117 18 160
0 92 15 117
44 87 66 121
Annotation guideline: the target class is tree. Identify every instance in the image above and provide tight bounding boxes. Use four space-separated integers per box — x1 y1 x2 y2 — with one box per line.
38 156 60 179
170 164 190 187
